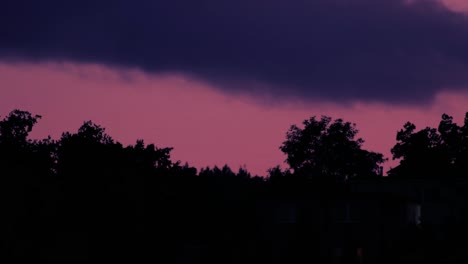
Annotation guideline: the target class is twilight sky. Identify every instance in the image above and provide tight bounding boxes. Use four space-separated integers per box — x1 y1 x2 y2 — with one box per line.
1 0 468 175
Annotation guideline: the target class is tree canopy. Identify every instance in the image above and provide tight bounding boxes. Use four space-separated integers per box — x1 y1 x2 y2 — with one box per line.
280 116 386 183
0 109 41 146
390 113 468 178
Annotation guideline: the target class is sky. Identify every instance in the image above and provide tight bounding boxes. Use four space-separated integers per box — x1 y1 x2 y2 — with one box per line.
1 0 468 176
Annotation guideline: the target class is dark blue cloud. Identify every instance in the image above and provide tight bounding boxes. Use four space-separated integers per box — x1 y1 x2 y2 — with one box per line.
1 0 468 104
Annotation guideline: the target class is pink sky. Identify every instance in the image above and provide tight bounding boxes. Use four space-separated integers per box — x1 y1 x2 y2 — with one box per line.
1 62 468 176
442 0 468 12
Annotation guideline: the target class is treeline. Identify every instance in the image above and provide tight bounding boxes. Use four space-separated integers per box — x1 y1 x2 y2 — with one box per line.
1 109 468 262
0 110 267 262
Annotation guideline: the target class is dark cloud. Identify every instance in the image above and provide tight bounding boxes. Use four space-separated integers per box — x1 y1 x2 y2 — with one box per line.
1 0 468 104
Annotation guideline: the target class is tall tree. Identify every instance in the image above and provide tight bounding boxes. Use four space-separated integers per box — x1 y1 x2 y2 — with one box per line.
390 112 468 178
0 109 41 146
280 116 385 182
0 109 54 178
0 110 57 262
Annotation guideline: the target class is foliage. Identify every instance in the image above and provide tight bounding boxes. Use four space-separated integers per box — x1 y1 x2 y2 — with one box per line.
280 116 386 182
0 109 41 146
390 112 468 178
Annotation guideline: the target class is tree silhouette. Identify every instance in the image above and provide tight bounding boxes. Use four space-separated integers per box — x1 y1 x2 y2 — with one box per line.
280 116 386 183
389 112 468 264
0 110 58 261
3 108 462 263
0 109 41 145
389 112 468 178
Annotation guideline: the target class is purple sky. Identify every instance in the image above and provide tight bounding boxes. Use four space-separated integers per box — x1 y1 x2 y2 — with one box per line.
1 0 468 175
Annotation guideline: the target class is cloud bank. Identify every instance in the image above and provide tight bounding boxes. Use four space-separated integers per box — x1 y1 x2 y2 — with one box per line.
1 0 468 104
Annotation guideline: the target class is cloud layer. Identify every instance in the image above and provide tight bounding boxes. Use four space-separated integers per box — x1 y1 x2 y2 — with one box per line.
1 0 468 104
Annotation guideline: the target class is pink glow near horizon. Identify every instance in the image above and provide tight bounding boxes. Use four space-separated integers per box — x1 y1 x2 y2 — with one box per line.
1 62 468 176
442 0 468 12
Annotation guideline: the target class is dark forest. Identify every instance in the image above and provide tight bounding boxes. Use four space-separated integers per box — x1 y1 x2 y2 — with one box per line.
2 109 468 263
